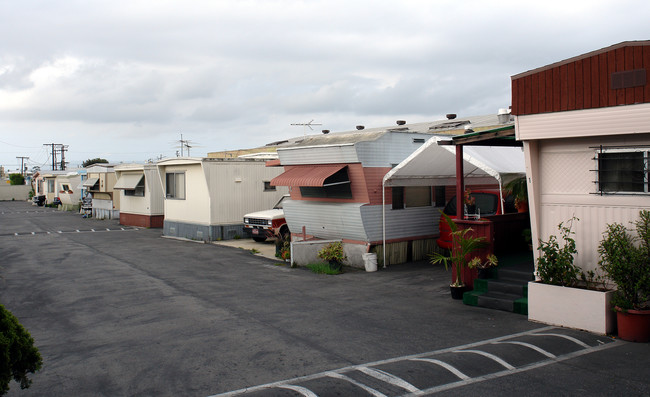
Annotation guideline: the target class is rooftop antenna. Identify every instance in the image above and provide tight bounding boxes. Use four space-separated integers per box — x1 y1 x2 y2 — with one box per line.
290 120 322 135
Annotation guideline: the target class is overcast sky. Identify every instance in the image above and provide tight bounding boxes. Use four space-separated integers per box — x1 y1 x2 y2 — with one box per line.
1 0 649 171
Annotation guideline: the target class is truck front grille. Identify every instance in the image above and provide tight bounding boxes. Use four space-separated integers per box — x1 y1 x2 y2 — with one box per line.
248 218 269 226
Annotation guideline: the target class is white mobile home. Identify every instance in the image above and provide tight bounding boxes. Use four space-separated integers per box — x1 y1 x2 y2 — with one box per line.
512 41 650 274
55 171 82 211
157 157 288 241
114 163 165 228
83 164 120 219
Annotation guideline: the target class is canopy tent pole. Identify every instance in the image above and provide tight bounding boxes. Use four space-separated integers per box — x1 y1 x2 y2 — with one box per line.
382 179 387 268
455 145 465 220
498 178 504 215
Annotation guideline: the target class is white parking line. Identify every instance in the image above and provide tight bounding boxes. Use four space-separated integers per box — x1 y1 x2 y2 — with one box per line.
530 333 591 348
209 327 558 397
409 358 470 380
452 349 515 370
357 366 420 393
493 341 556 358
414 338 622 396
326 372 387 397
276 385 317 397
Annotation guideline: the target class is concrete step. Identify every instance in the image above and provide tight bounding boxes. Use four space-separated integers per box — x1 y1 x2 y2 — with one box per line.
486 279 527 295
476 291 522 313
497 268 534 284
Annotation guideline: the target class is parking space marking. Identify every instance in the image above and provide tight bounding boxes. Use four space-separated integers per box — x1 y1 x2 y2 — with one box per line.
452 349 515 370
1 228 142 237
409 358 470 380
358 366 420 393
530 332 591 348
326 372 388 397
277 385 318 397
210 326 621 397
493 341 556 358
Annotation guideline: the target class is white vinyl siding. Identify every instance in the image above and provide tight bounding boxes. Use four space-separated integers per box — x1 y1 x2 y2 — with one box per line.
515 102 650 141
526 133 650 275
203 161 288 224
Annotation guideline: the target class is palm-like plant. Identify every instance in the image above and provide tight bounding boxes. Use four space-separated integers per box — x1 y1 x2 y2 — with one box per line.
431 212 489 286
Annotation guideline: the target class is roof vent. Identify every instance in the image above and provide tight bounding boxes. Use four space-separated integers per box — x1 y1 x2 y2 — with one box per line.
446 113 457 120
322 129 330 134
356 125 365 130
497 108 511 124
396 120 406 125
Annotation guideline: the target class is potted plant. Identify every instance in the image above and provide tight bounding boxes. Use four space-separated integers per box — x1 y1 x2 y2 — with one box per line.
430 212 488 299
464 188 476 215
318 241 347 271
468 254 498 279
505 176 528 212
598 210 650 342
528 217 616 335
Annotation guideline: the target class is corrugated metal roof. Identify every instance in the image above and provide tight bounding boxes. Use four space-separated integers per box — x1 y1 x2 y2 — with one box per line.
270 164 347 187
274 114 509 149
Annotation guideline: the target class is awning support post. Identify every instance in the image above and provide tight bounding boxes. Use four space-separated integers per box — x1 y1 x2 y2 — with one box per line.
456 145 465 220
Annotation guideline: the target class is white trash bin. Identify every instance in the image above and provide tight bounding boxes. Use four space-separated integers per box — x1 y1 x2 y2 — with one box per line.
362 253 378 272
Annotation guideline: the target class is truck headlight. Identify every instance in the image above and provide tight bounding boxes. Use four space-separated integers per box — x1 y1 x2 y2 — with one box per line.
267 220 272 226
244 218 249 224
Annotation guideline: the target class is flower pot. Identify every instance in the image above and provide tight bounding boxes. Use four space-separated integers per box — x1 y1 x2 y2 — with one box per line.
477 268 492 279
450 285 466 300
328 260 342 271
616 308 650 342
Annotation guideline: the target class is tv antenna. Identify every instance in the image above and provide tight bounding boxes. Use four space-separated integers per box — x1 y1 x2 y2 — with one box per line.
172 133 200 157
290 120 322 135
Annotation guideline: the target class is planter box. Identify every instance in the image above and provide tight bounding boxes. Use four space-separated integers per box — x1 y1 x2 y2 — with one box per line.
528 281 616 335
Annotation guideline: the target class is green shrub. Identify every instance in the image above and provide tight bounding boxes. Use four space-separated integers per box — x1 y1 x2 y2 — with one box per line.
0 304 42 395
317 241 346 263
8 174 24 186
536 217 580 287
307 263 342 275
598 210 650 310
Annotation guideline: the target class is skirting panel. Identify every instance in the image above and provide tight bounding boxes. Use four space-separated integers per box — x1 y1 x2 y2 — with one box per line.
163 221 245 241
120 213 164 228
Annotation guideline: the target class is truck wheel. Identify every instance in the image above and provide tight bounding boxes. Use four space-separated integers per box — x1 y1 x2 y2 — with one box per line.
280 227 290 242
253 236 266 242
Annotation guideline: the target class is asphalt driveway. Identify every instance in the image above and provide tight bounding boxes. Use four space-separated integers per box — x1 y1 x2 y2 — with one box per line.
0 201 648 396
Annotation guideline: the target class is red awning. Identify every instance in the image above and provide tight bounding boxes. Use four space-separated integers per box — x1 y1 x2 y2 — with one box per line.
271 164 347 187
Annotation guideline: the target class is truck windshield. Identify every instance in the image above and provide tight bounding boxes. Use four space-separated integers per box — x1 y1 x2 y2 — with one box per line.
274 195 289 209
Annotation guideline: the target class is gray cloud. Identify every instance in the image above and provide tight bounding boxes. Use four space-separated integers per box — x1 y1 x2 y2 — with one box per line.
1 0 649 169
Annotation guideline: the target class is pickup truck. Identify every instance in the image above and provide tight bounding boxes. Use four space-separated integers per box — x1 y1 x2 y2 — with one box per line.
437 190 516 250
243 195 290 242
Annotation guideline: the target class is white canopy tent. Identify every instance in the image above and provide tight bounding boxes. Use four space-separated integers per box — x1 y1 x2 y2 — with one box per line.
380 136 526 267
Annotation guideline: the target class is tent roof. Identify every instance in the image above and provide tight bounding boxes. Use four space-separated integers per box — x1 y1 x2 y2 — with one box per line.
383 136 525 187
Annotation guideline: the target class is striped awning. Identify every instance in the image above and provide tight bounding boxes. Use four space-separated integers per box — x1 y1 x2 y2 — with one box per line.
271 164 347 187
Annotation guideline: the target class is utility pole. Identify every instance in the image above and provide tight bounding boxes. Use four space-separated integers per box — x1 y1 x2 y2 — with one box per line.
42 143 68 170
44 143 57 170
60 145 68 170
16 156 29 176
